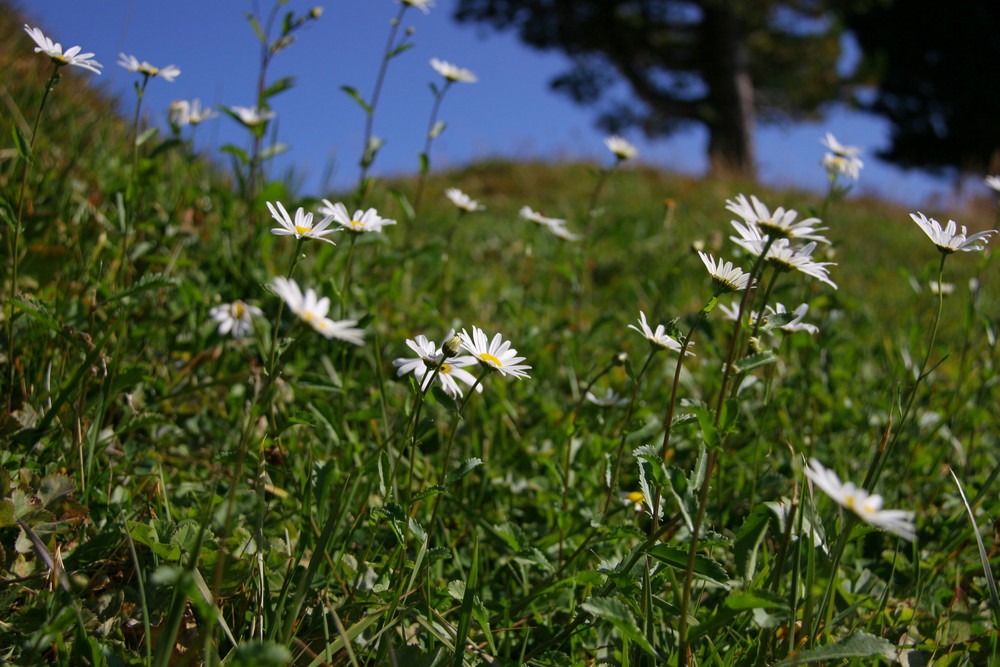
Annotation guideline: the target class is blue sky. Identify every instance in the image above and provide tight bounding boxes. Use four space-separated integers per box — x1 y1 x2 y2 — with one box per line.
18 0 977 207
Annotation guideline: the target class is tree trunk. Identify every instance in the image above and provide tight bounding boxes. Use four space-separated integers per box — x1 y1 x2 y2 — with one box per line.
701 3 756 178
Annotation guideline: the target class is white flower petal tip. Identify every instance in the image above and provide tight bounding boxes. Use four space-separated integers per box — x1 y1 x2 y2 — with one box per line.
267 201 337 244
604 135 638 161
430 58 477 83
319 200 397 234
910 212 997 254
628 311 693 355
698 251 752 293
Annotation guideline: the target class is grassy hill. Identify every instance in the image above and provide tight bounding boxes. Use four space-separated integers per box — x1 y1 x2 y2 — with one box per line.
2 2 998 665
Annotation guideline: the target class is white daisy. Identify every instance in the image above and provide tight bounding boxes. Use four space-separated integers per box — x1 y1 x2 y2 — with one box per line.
117 53 180 81
23 24 102 74
399 0 435 13
804 458 915 541
267 201 337 245
229 105 275 128
698 251 752 293
734 237 838 290
445 188 485 212
430 58 477 83
820 132 864 181
628 311 692 355
726 194 829 244
186 99 217 125
392 334 483 399
764 303 819 335
458 326 531 379
209 300 263 338
604 135 638 161
319 200 397 234
909 212 997 254
271 277 364 345
519 206 581 241
585 388 628 407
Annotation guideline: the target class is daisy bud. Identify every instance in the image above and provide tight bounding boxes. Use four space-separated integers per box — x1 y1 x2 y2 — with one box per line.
613 352 628 366
309 7 323 19
442 334 462 358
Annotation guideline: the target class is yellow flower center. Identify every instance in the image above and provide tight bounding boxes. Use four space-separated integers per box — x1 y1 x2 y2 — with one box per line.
233 302 245 318
626 491 644 503
350 219 364 228
844 496 855 511
302 312 314 323
480 353 502 367
295 225 312 235
439 363 452 374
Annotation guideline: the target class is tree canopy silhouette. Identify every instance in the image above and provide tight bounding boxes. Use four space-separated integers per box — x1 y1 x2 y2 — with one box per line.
843 0 1000 176
454 0 846 177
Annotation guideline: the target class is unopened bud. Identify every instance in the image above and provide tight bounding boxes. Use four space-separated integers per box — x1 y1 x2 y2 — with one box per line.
309 6 323 19
442 334 462 358
406 26 415 35
613 352 628 366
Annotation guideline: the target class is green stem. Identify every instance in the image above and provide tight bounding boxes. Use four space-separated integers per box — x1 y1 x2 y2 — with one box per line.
412 81 453 216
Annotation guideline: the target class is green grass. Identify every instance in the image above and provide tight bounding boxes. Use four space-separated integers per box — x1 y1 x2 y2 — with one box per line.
2 3 999 666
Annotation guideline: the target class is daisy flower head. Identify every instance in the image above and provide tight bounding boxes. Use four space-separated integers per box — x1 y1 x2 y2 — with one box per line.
267 201 337 245
117 53 180 81
820 132 863 181
726 194 829 244
764 303 819 335
519 206 581 241
270 277 365 345
229 105 275 128
445 188 486 212
209 300 263 338
320 200 397 234
392 334 483 399
23 25 102 74
909 212 997 254
585 388 629 408
399 0 435 13
985 175 1000 194
735 237 838 290
623 491 645 513
804 458 915 541
458 326 532 379
604 135 638 162
168 100 190 129
698 251 752 293
430 58 477 83
628 311 692 355
186 99 217 125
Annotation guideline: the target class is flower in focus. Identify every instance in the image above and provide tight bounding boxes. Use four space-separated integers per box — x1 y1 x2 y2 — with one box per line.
586 388 628 407
909 212 997 254
804 458 915 541
698 251 752 293
445 188 486 212
726 194 829 244
519 206 581 241
268 201 337 245
229 105 275 128
430 58 477 83
271 277 364 344
210 300 263 339
458 326 532 379
604 135 638 162
23 24 102 74
734 237 838 289
392 334 483 399
320 200 397 234
820 132 863 181
985 175 1000 193
118 53 180 81
399 0 434 13
628 311 692 355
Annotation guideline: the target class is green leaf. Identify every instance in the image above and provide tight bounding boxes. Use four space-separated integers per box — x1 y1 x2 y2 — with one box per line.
340 85 372 114
768 631 895 666
418 151 429 175
734 505 771 582
580 596 659 658
444 458 483 486
389 188 415 222
104 273 177 304
136 126 159 147
231 640 292 666
724 590 787 611
12 125 31 162
260 143 289 160
220 144 250 165
760 312 797 332
246 12 267 43
388 42 415 59
0 499 15 528
262 76 296 100
647 543 729 588
128 521 182 560
734 350 779 373
11 296 62 334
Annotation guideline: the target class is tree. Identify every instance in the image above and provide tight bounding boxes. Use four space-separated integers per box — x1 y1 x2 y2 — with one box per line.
842 0 1000 176
453 0 846 176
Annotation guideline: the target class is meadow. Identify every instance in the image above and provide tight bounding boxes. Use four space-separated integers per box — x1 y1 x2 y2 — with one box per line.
1 2 999 665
